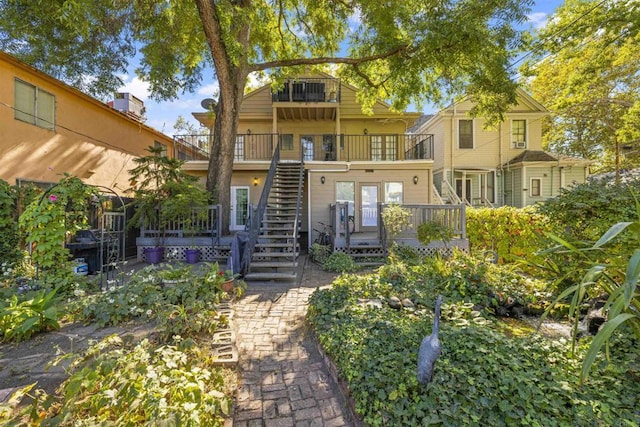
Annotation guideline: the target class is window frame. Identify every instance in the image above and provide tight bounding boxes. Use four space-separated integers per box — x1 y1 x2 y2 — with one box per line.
458 119 474 149
530 178 541 197
511 119 527 148
279 134 294 151
384 181 403 203
14 78 56 130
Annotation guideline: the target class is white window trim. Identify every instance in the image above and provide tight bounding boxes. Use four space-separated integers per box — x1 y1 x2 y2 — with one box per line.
511 119 527 149
530 177 542 197
457 119 475 149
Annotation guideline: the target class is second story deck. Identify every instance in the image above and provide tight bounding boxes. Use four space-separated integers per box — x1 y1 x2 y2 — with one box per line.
174 133 434 163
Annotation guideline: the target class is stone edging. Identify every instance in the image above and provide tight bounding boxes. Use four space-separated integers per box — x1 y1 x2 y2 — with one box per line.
308 327 365 427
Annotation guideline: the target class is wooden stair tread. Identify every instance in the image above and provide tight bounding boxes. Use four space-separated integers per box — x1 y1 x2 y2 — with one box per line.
244 272 297 281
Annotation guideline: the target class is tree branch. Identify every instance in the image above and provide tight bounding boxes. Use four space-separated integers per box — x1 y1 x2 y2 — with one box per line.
249 44 408 72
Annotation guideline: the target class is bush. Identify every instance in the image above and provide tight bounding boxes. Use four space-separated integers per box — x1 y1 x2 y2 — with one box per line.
323 252 358 273
309 243 331 264
466 206 551 264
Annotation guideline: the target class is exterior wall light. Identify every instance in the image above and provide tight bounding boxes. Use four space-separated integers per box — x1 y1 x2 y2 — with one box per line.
363 128 368 135
413 176 419 185
253 177 259 186
321 176 326 184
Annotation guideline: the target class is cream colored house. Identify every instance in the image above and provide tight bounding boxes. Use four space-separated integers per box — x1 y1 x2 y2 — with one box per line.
411 89 590 208
181 74 467 279
0 50 182 194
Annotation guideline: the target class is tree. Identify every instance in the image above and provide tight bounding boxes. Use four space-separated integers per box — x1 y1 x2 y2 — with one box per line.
521 0 640 178
1 0 534 231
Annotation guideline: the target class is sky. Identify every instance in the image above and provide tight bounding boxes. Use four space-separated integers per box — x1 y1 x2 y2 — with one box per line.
118 0 566 136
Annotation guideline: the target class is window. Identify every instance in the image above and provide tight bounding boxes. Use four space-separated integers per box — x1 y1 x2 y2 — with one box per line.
235 135 245 160
384 182 403 203
458 120 473 149
385 135 397 161
302 136 314 160
14 79 55 130
512 120 526 148
279 134 293 151
322 135 336 161
530 178 541 197
154 141 168 157
370 136 382 161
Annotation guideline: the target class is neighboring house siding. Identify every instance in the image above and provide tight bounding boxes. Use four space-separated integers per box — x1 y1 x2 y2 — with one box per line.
0 52 174 194
564 167 588 190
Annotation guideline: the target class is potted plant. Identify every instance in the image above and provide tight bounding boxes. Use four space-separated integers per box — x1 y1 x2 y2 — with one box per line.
127 146 207 264
203 262 240 294
161 180 210 264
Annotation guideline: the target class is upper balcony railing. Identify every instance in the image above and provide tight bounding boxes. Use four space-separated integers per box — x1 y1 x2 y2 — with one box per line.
272 78 341 103
174 133 433 162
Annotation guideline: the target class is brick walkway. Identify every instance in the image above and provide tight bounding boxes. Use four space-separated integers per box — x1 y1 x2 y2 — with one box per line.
232 261 353 427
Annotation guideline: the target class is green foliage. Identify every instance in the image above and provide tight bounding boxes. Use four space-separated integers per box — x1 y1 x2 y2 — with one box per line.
416 220 455 247
19 175 99 281
323 252 358 273
541 198 640 383
381 204 412 241
35 335 235 425
521 0 640 171
309 243 331 264
0 288 60 342
0 179 20 268
466 206 551 264
308 272 640 425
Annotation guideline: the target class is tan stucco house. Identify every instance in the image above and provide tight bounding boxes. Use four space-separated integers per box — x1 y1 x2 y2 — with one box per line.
0 50 179 194
410 89 591 208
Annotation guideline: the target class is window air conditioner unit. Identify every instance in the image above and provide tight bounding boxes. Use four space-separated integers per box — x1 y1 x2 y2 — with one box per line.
514 141 526 149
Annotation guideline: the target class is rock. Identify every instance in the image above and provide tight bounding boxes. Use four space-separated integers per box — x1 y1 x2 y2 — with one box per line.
401 298 415 309
366 299 383 309
388 296 402 310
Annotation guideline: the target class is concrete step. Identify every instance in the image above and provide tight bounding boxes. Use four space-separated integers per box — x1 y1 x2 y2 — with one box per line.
244 272 297 281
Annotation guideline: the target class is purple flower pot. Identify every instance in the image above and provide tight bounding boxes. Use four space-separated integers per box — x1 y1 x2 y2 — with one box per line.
144 247 164 264
185 248 200 264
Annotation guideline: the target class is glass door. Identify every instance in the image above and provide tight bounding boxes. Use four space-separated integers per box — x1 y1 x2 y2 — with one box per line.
230 186 249 231
359 184 379 231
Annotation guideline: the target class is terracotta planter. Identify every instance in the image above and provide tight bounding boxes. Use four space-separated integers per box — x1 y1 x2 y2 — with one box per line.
220 279 235 293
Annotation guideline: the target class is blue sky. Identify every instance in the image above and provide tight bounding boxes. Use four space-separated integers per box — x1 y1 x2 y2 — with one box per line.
119 0 565 136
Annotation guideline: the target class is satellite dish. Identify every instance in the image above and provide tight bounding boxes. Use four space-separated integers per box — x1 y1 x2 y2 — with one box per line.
200 98 217 110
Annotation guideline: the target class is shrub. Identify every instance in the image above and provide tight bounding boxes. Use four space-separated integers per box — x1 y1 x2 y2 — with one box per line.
381 204 412 241
310 243 331 264
466 206 551 264
0 179 20 269
0 288 60 342
323 252 358 273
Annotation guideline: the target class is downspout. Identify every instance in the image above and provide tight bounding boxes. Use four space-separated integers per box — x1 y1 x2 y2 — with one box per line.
498 123 502 205
451 101 456 189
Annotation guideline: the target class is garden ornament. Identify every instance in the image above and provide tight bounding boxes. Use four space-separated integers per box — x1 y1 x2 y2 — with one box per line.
417 295 442 385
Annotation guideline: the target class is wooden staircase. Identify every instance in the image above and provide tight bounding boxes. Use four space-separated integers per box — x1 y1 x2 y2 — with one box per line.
244 162 303 282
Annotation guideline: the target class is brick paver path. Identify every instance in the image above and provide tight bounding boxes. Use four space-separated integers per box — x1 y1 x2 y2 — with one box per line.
232 268 353 427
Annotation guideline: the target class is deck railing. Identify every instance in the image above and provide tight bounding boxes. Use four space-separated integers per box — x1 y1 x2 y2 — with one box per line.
379 203 466 248
174 133 433 162
140 205 222 246
272 78 341 103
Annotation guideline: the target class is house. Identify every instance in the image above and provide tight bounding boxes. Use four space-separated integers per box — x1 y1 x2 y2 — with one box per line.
179 74 467 280
0 50 188 194
410 89 591 208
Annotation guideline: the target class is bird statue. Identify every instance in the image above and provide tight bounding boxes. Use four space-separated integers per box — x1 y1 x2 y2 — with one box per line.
417 295 443 385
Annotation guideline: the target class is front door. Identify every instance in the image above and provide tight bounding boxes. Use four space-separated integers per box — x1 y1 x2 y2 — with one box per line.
456 178 472 203
230 186 249 231
359 184 379 231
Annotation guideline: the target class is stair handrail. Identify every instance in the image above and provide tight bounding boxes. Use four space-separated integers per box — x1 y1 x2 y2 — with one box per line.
442 180 464 205
292 149 304 272
431 184 445 204
240 140 281 276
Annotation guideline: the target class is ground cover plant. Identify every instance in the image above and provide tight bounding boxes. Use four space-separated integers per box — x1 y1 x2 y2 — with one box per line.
1 262 240 425
308 253 640 425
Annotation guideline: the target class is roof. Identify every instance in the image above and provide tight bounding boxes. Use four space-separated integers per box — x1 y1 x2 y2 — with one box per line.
407 114 433 133
504 150 591 167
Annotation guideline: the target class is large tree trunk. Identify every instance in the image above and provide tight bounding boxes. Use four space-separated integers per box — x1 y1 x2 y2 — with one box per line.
206 71 247 233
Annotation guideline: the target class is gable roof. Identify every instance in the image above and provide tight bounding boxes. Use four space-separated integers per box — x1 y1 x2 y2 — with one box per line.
504 150 591 167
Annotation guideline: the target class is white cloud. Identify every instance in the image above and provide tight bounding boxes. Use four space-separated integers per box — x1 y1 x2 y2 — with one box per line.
117 75 151 101
348 8 362 34
527 12 549 29
197 82 219 96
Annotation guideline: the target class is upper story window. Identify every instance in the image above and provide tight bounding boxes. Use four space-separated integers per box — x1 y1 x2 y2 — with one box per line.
154 141 168 157
14 79 55 130
458 120 473 149
512 119 527 149
235 135 245 161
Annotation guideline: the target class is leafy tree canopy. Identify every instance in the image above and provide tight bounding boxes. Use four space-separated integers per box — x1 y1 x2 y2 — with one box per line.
0 0 534 228
521 0 640 173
